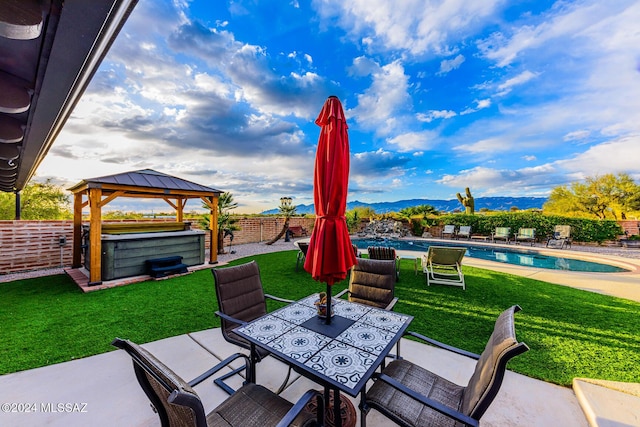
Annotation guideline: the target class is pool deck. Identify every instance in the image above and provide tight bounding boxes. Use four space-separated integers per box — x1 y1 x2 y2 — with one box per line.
1 238 639 426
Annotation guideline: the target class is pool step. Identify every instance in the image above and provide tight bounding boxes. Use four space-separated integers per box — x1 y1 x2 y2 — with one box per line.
572 378 640 426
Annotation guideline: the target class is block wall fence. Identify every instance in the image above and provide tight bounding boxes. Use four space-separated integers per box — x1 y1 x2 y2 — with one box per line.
0 217 316 275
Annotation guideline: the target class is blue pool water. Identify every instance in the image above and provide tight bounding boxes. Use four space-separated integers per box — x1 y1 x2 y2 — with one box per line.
352 238 629 273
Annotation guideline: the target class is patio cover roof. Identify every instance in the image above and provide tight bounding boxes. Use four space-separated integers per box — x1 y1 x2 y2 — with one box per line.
0 0 138 193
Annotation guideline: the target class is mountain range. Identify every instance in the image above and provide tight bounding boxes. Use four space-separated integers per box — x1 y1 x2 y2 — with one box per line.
261 197 548 215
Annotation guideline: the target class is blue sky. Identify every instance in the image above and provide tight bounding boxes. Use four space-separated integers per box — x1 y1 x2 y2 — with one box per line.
37 0 640 213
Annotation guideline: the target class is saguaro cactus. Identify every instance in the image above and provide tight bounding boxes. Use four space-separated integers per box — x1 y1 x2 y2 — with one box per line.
456 187 475 214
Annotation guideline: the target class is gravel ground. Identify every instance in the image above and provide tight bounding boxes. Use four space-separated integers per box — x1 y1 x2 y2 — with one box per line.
2 238 638 283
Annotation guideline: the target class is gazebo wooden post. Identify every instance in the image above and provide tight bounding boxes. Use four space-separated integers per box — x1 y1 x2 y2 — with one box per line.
72 192 83 268
88 187 103 285
176 198 184 223
210 196 218 264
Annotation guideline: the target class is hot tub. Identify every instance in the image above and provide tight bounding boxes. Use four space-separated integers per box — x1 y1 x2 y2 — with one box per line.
84 229 205 281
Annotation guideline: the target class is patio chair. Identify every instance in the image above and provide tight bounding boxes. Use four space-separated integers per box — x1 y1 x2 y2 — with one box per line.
441 224 456 239
492 227 511 244
112 338 322 427
422 246 466 289
367 246 400 281
515 228 536 246
352 243 361 258
212 261 294 393
296 242 309 271
547 225 572 249
457 225 472 240
336 258 398 310
360 305 529 427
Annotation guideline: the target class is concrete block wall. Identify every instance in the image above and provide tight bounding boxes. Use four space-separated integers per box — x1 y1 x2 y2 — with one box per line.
0 217 316 275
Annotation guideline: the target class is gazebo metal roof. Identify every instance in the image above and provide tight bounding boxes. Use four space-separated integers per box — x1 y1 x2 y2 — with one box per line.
68 169 222 195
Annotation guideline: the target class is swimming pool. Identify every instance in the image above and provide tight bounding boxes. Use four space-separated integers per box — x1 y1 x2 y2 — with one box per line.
352 238 630 273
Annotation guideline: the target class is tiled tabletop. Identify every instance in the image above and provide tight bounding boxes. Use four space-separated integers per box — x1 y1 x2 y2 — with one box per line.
236 294 413 396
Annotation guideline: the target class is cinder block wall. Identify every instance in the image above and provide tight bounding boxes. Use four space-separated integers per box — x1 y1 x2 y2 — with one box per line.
0 217 315 275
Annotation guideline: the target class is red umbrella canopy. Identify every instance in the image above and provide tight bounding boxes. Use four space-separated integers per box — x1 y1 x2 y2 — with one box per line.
304 96 357 285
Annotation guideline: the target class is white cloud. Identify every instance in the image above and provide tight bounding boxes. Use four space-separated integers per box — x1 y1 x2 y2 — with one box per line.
417 110 456 123
557 136 640 175
436 164 560 196
348 56 380 76
387 130 438 152
437 54 465 75
563 130 591 142
477 1 635 67
351 60 412 135
460 99 491 115
454 137 506 154
496 70 538 96
313 0 505 56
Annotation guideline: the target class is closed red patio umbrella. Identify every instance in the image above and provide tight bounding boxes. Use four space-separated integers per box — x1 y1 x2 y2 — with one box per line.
304 95 357 325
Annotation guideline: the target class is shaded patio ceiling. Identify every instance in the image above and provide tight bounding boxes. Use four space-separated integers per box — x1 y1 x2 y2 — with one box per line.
0 0 138 193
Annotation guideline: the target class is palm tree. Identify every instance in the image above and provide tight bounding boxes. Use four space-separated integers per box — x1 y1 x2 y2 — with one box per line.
200 192 240 254
266 197 297 245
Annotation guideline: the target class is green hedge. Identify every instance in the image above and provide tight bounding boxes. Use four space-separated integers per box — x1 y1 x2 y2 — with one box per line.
434 212 623 243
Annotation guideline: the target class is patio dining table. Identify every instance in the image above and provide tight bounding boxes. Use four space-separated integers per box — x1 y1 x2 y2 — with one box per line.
235 294 413 427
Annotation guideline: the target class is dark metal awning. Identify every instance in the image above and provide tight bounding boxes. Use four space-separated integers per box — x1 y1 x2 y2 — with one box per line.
0 0 138 193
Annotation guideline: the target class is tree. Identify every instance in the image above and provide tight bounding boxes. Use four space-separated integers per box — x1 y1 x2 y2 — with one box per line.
544 173 640 219
0 180 71 220
200 192 240 254
266 197 297 245
396 204 439 236
346 206 376 232
398 204 439 217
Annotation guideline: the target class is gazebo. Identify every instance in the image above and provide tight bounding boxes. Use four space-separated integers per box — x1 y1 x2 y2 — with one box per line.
68 169 221 285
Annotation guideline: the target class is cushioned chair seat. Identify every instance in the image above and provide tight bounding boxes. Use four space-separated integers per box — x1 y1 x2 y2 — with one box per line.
366 360 464 427
207 383 313 427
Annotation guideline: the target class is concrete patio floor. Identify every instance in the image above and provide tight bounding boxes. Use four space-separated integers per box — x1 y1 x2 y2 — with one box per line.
0 328 588 427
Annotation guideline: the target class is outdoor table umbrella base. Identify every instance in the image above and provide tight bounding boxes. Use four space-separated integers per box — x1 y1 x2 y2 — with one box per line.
305 389 357 427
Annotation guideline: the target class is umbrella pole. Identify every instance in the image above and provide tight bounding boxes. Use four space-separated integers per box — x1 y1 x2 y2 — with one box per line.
325 282 332 325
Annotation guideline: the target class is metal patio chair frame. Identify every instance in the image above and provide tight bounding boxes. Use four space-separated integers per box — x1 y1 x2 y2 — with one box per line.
515 228 536 246
360 306 529 427
112 338 323 427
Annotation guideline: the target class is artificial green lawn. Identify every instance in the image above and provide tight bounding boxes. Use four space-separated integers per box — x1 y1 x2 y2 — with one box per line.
1 250 639 387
